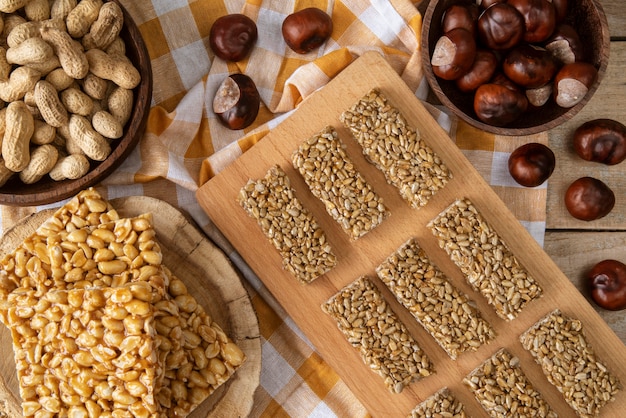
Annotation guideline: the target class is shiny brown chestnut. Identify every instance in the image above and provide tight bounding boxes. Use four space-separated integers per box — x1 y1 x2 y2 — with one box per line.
545 23 585 65
442 3 479 34
456 49 498 92
564 176 615 221
477 3 525 51
503 44 558 89
573 119 626 165
587 259 626 311
476 0 505 9
209 14 258 62
282 8 333 54
508 142 555 187
473 82 528 126
553 62 598 108
550 0 569 23
431 27 477 80
508 0 556 43
213 73 260 130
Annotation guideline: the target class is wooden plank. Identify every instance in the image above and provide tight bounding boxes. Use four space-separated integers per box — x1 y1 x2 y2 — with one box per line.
196 52 626 418
544 230 626 343
546 41 626 230
600 0 626 38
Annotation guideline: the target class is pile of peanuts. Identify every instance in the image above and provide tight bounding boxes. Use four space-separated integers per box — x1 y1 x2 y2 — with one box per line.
0 0 140 186
0 188 246 417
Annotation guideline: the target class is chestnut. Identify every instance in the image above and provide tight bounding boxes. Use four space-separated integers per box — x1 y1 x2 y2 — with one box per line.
553 62 598 108
213 73 260 130
456 49 498 92
282 8 333 54
476 0 505 9
503 44 557 89
209 14 258 62
564 176 615 221
587 260 626 311
550 0 569 23
442 3 479 35
545 24 584 65
526 83 552 107
477 3 525 51
474 82 528 126
508 142 555 187
431 27 477 80
573 119 626 165
508 0 556 44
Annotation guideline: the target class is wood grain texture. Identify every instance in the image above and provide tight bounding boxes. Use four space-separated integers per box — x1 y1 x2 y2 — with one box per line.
0 197 261 418
196 52 626 417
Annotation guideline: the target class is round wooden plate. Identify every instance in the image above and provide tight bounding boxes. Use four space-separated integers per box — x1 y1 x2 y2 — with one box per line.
0 196 261 417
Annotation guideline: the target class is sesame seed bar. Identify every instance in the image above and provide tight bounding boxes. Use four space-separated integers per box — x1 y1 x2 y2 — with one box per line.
340 89 452 209
322 276 434 393
377 238 495 359
238 165 337 284
292 126 389 240
428 199 542 320
464 349 557 418
520 309 620 418
409 387 467 418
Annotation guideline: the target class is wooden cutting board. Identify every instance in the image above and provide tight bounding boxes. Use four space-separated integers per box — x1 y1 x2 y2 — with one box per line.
0 196 261 418
195 51 626 417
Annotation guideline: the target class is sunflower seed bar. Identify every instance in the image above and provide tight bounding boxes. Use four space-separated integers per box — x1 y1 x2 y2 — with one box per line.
428 199 542 320
377 238 495 359
409 387 467 418
520 309 620 418
340 89 452 209
238 165 337 284
292 126 389 240
464 349 557 418
322 276 433 393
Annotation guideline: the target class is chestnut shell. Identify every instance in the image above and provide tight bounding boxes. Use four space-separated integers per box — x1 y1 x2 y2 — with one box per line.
587 259 626 311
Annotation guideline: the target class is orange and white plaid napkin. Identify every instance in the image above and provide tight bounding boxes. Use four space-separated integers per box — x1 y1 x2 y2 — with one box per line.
0 0 548 416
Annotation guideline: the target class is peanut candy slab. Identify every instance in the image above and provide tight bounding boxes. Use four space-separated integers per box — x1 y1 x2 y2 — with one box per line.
428 199 542 320
322 276 433 393
238 165 337 284
340 89 452 209
409 387 467 418
464 349 557 418
155 267 246 417
292 125 389 240
520 309 620 418
7 287 161 418
377 238 495 359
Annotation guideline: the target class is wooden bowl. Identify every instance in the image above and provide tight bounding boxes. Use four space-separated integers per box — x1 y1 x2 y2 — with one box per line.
0 0 152 206
421 0 610 136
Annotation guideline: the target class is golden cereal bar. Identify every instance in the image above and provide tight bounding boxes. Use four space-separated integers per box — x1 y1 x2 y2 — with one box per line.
322 276 433 393
292 126 388 240
238 165 337 284
7 287 161 418
428 199 542 320
340 89 452 209
520 309 620 418
464 349 557 418
409 387 467 418
377 238 495 359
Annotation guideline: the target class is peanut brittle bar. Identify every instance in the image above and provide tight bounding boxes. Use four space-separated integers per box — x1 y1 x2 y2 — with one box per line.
238 165 337 284
377 238 495 359
340 89 452 209
322 276 433 393
520 309 620 418
292 126 388 240
428 199 542 320
464 349 557 418
409 387 467 418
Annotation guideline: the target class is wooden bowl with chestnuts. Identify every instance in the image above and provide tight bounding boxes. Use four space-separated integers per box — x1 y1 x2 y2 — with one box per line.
421 0 609 136
0 0 152 206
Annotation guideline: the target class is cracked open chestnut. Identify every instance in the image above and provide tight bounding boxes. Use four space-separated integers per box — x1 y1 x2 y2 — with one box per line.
209 14 258 62
587 259 626 311
508 142 555 187
282 8 333 54
213 73 260 130
573 118 626 165
564 176 615 221
431 27 476 80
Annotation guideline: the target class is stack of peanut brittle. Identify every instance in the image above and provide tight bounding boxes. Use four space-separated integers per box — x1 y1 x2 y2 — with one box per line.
0 188 246 418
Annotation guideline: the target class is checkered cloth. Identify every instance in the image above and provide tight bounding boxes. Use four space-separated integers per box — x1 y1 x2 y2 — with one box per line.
0 0 548 416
